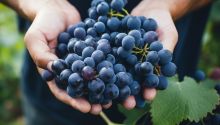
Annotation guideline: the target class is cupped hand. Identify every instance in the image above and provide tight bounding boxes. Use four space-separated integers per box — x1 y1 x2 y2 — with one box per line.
122 0 179 108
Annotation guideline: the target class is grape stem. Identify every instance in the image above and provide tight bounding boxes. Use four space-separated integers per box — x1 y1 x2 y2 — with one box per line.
122 8 129 15
100 111 124 125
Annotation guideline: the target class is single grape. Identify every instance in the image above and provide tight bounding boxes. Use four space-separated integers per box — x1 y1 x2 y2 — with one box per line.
98 16 108 24
146 51 159 65
88 78 105 95
87 27 98 37
161 62 177 77
81 66 95 81
158 49 173 65
68 73 83 88
74 27 86 40
51 59 68 75
67 38 78 53
115 33 127 46
129 81 141 95
144 74 159 88
82 46 95 59
97 60 113 72
41 70 55 81
97 42 112 55
107 17 121 31
84 37 97 48
85 18 96 28
142 18 158 31
115 72 131 88
126 54 138 65
150 41 163 52
118 86 131 101
140 62 153 74
74 41 87 56
128 30 142 45
104 83 119 100
143 31 158 44
65 53 82 67
114 64 126 74
84 57 95 68
194 70 206 82
122 35 135 50
156 76 168 90
106 54 116 64
101 33 111 40
110 0 125 11
127 16 141 30
99 67 115 82
94 21 106 33
96 2 109 15
67 85 83 98
89 93 103 104
58 32 71 44
56 43 68 58
88 7 98 19
117 47 130 59
71 60 85 73
91 50 105 63
91 0 104 7
60 69 72 84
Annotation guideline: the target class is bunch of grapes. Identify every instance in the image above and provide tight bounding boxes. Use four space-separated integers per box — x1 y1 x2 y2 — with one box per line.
42 0 177 106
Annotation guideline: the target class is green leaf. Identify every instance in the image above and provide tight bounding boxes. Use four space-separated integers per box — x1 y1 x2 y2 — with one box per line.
150 77 219 125
118 104 149 125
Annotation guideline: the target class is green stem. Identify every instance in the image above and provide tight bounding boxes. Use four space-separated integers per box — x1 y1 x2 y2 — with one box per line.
122 8 129 15
111 13 125 17
100 112 124 125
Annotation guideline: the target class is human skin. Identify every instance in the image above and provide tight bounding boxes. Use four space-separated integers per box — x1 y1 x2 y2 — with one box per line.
2 0 211 115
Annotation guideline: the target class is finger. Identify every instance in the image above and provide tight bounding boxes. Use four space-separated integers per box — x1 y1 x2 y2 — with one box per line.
90 104 102 115
131 7 178 52
102 101 112 109
143 88 157 101
123 96 136 110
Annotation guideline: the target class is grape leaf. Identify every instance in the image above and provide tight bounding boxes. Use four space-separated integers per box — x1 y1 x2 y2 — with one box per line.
150 77 219 125
118 104 149 125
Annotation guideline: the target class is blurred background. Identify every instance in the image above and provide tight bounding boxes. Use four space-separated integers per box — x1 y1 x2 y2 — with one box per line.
0 1 220 125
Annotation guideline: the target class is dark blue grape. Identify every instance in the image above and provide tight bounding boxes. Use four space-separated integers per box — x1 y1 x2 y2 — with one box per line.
143 31 158 44
68 73 83 88
56 43 68 58
67 38 78 53
97 60 113 72
150 41 163 52
88 78 105 95
91 50 105 63
71 60 85 73
135 95 146 108
74 27 86 40
98 16 108 24
157 76 168 90
82 46 95 59
118 86 131 101
115 72 131 88
158 49 173 65
104 83 119 100
51 59 68 75
91 0 104 7
114 64 126 74
74 41 87 56
110 0 125 11
128 30 141 45
107 17 121 31
65 53 81 67
87 27 98 37
140 62 153 74
122 35 135 50
94 22 106 33
161 62 177 77
194 70 206 82
89 94 103 104
121 16 130 29
67 85 83 98
142 18 158 31
110 32 119 42
96 2 109 15
81 66 95 81
146 51 159 65
97 42 111 55
60 69 72 84
144 74 159 88
115 33 127 46
106 54 116 64
127 16 141 30
101 33 110 40
129 81 141 95
117 47 129 59
85 18 96 28
84 57 95 68
58 32 70 44
84 37 97 48
126 54 137 65
88 7 98 19
67 25 76 37
99 67 115 82
42 70 55 81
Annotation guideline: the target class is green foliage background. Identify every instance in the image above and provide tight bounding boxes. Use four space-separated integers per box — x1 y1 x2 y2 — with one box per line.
0 1 220 125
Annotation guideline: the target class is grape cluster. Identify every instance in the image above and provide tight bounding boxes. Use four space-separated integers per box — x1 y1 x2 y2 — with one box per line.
42 0 177 106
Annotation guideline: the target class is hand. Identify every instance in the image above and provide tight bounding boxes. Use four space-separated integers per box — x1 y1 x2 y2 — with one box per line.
23 0 104 114
125 0 179 104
